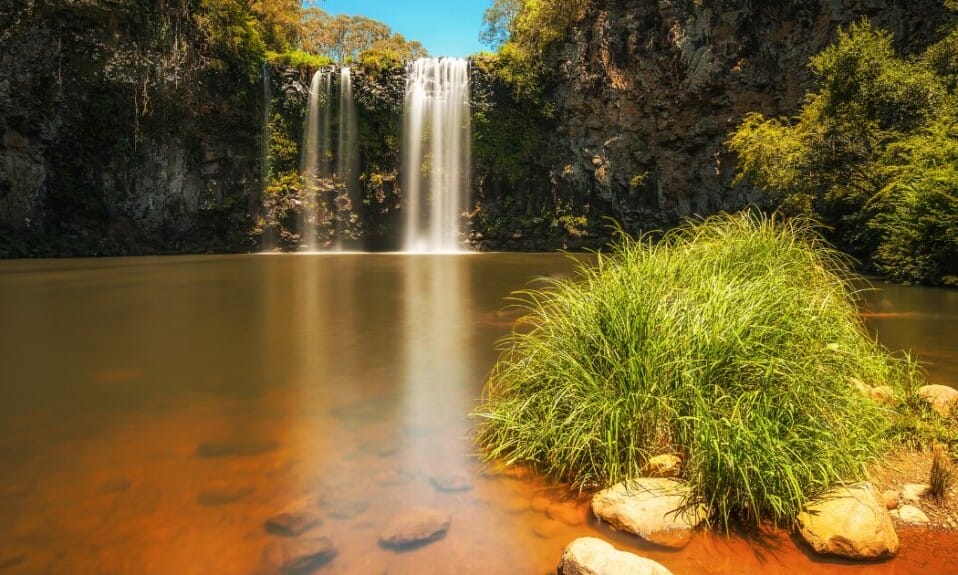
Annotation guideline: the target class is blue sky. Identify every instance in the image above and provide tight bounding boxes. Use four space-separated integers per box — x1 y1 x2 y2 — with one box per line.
309 0 492 57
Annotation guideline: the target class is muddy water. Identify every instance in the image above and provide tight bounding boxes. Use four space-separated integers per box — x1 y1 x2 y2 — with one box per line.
0 254 955 575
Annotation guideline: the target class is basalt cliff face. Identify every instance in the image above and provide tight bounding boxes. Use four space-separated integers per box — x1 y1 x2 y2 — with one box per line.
0 1 953 255
0 1 262 256
541 0 952 233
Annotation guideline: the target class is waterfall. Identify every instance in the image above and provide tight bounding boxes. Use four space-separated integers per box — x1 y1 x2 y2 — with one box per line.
261 62 274 251
300 69 333 251
334 67 358 250
402 58 472 253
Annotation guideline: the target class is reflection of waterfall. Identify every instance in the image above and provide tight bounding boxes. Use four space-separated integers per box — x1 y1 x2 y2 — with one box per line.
300 69 333 252
402 58 472 253
400 256 470 476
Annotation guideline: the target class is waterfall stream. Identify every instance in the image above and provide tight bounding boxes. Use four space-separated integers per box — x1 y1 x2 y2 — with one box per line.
402 58 472 253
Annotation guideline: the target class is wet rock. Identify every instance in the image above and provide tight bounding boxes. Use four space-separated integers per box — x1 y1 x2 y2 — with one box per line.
880 490 900 510
379 507 451 550
374 469 413 487
547 502 586 526
644 454 682 478
0 550 26 569
502 495 530 514
918 385 958 417
892 505 930 524
358 439 399 458
265 510 322 537
558 537 674 575
591 478 708 549
901 483 930 504
197 482 255 505
429 474 473 493
796 483 898 559
261 537 336 574
195 439 278 458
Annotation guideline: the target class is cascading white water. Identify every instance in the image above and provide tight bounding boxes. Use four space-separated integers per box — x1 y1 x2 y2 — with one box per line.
334 67 358 250
336 67 356 182
261 62 274 250
402 58 472 253
300 69 332 251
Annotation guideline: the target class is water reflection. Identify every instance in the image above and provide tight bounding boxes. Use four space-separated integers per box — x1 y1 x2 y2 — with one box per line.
0 255 955 574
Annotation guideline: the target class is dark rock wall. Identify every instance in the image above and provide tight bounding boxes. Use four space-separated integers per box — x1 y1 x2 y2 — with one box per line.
544 0 952 232
0 1 261 256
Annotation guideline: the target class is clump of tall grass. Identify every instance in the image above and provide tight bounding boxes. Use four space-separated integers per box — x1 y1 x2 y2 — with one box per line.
929 444 954 501
473 211 922 528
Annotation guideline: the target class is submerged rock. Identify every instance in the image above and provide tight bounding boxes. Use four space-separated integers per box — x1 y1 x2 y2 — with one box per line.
197 482 255 506
796 483 899 559
195 439 278 458
547 501 586 526
591 478 708 548
532 517 565 539
265 509 322 537
429 474 473 493
379 507 451 550
261 537 336 574
918 385 958 417
558 537 673 575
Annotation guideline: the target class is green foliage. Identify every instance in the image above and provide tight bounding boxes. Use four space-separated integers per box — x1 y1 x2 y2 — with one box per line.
480 0 592 97
249 0 302 51
868 120 958 284
300 8 428 63
196 0 267 82
266 49 332 70
474 212 921 528
729 20 958 284
358 48 406 74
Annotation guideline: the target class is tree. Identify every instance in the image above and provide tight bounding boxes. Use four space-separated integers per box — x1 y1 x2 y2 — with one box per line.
300 8 426 62
729 20 958 284
250 0 302 51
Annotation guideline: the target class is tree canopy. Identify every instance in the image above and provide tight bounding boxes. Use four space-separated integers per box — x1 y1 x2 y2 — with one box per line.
729 20 958 285
300 8 427 62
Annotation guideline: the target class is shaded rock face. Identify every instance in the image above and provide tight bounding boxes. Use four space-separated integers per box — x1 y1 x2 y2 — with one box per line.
0 3 260 256
544 0 952 233
796 482 899 559
558 537 674 575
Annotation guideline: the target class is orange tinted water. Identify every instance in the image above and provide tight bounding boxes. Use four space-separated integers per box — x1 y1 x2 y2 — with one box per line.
0 254 955 574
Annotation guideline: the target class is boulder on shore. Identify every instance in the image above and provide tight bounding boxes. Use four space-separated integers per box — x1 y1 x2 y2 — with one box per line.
558 537 673 575
591 478 708 548
796 483 899 560
917 384 958 417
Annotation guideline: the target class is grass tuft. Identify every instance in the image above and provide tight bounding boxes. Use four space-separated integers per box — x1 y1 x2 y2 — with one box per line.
929 444 954 501
473 211 923 528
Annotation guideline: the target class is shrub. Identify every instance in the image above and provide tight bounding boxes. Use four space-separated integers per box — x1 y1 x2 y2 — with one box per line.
266 49 332 70
473 212 922 528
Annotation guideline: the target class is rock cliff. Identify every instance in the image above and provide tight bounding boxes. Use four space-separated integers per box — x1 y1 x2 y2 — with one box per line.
0 1 261 256
543 0 952 232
